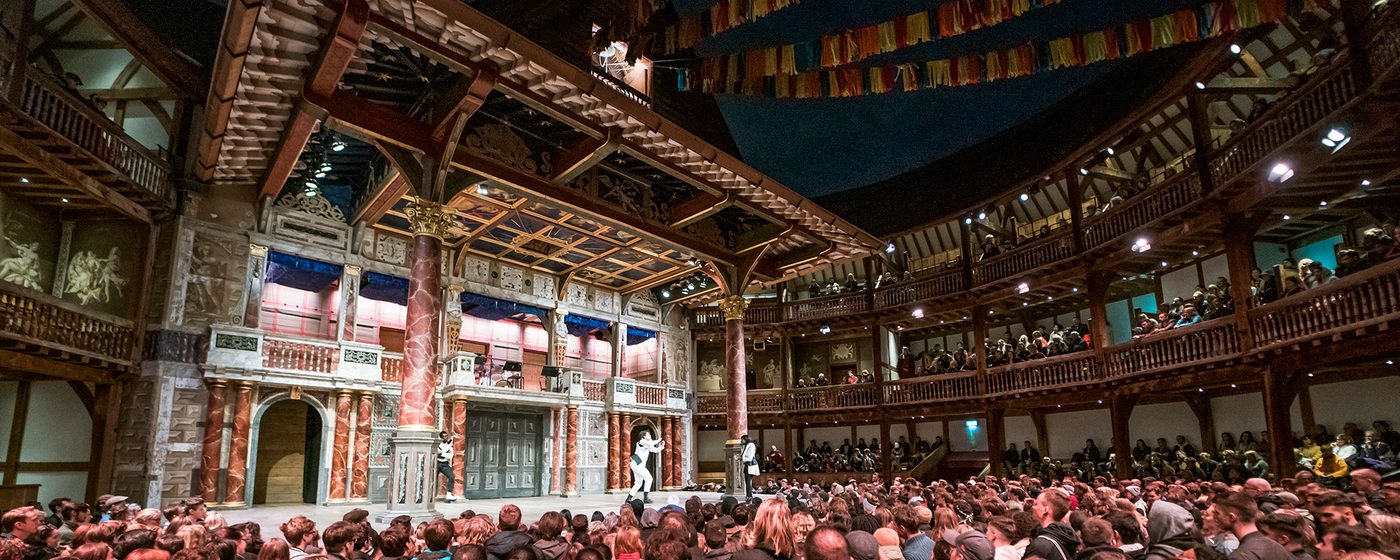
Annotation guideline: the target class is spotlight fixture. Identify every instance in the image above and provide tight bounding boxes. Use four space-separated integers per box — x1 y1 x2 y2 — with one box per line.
686 282 696 290
314 171 326 178
912 308 924 318
1268 162 1294 183
1131 237 1151 253
1079 167 1089 176
1319 200 1328 208
885 242 896 254
1320 128 1350 153
330 139 347 152
964 217 973 225
819 325 831 335
476 183 490 195
977 211 987 221
1194 81 1206 90
1229 43 1242 54
1016 282 1029 294
1106 147 1115 156
1361 179 1371 186
1072 287 1078 292
305 191 317 198
304 181 319 190
1283 214 1291 220
1192 250 1200 256
19 177 28 184
661 290 670 298
319 162 333 172
61 197 69 203
1161 261 1168 268
1020 193 1029 202
1387 360 1394 365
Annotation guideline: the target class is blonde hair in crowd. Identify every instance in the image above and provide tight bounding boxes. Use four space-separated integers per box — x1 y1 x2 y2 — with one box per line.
747 498 798 559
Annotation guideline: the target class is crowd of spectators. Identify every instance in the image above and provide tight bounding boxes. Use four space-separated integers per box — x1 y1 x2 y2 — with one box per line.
767 438 946 475
897 320 1094 377
795 370 875 389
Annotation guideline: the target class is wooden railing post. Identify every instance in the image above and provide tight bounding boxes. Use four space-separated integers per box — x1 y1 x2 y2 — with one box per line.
1065 169 1085 254
1087 272 1112 375
1223 212 1264 353
972 304 989 394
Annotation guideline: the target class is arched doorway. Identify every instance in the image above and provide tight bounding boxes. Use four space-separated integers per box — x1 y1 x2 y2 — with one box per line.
629 422 661 485
253 399 322 504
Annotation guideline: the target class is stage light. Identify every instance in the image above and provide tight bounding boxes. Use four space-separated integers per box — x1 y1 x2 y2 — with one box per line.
661 290 670 298
1195 81 1206 90
1283 214 1291 220
476 183 490 195
965 420 978 430
819 325 831 335
319 162 333 172
1268 162 1294 183
977 211 987 220
19 177 28 184
1229 43 1242 54
1320 128 1350 153
1161 261 1168 268
964 217 972 225
1016 282 1030 294
687 282 696 290
304 181 318 189
1319 200 1328 208
885 242 896 254
1361 179 1371 186
1192 250 1199 256
1131 237 1151 253
1079 168 1089 176
330 139 347 152
61 198 69 203
912 308 924 318
1072 287 1078 292
1020 193 1029 202
1106 147 1115 156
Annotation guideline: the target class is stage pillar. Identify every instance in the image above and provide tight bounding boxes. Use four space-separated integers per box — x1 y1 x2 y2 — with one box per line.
564 405 579 497
720 295 749 499
329 390 352 502
607 412 621 492
199 380 226 503
351 391 373 500
224 382 252 507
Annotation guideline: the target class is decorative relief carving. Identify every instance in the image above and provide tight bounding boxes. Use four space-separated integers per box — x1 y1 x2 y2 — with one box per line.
718 295 750 321
214 333 258 351
498 265 524 291
374 235 408 265
593 290 615 313
275 191 346 222
615 382 634 394
462 123 553 176
565 283 588 306
183 234 246 328
405 199 455 239
464 257 490 283
624 290 660 320
831 342 856 363
532 274 555 299
344 348 379 365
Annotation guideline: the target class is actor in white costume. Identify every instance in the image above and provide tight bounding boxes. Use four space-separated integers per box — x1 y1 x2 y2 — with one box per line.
741 434 759 498
436 431 457 502
627 429 664 503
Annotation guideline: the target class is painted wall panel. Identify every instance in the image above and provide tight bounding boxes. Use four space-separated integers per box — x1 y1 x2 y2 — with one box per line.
1046 409 1111 459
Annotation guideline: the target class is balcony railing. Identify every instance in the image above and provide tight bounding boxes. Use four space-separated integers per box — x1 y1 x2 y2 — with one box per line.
693 301 780 327
786 293 869 322
1082 171 1202 250
698 394 727 413
0 282 135 365
750 390 784 413
262 336 339 373
883 372 978 405
985 352 1101 395
635 381 666 406
1104 320 1239 378
583 379 607 402
787 383 879 411
874 269 965 308
972 229 1075 286
381 352 404 383
1250 259 1400 352
0 61 173 205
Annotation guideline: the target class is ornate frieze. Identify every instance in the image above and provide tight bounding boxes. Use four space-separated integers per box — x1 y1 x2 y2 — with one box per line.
275 190 346 222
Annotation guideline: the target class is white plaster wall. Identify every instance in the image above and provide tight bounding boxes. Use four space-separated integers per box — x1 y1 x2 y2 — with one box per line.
804 426 849 448
1161 266 1199 303
1006 416 1037 450
949 417 988 452
856 424 880 442
20 382 91 462
1129 402 1200 449
697 429 726 462
889 423 909 442
0 381 14 461
759 429 787 455
16 472 88 511
1201 255 1229 286
1307 377 1400 431
1211 393 1267 437
1046 409 1111 458
916 421 945 443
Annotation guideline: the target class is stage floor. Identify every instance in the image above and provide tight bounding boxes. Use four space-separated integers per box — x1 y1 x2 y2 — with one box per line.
219 491 728 539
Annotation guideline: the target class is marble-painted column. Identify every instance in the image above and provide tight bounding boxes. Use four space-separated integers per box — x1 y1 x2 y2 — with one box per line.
241 244 268 328
383 198 451 521
676 416 688 486
660 416 674 488
564 405 579 497
199 380 227 502
606 413 620 492
330 390 352 502
450 398 467 497
339 265 362 342
351 392 373 500
718 295 750 499
224 382 253 506
620 413 632 492
669 416 682 488
550 409 562 495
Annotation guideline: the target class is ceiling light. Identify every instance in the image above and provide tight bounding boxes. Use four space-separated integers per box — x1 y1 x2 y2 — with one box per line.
319 162 333 172
886 242 896 254
19 177 28 184
1022 302 1028 307
1020 193 1029 202
686 282 696 290
1231 384 1237 388
1047 296 1053 301
977 212 987 220
912 308 924 318
819 325 831 335
1079 168 1089 176
661 290 670 298
1131 237 1151 253
1072 287 1078 292
314 171 326 178
1268 162 1294 182
304 181 318 189
476 183 490 195
1388 360 1395 365
1320 128 1350 153
1192 250 1199 256
1106 147 1115 156
61 197 69 203
305 191 317 198
1282 214 1291 220
1016 282 1030 294
1195 81 1206 90
330 139 347 152
1229 43 1242 55
964 217 972 225
1361 179 1371 186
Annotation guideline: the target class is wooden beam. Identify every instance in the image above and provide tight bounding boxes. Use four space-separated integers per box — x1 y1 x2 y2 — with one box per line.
669 192 731 228
430 70 497 142
0 124 151 223
87 382 119 503
553 129 621 183
69 0 206 98
255 0 368 199
2 381 31 484
77 87 177 101
0 348 116 384
353 170 410 225
1202 76 1300 95
194 0 264 182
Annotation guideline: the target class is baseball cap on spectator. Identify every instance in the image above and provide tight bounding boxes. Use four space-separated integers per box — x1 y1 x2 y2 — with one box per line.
846 531 878 560
943 530 995 560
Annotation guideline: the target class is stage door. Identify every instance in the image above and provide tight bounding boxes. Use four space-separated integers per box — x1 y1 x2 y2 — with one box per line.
462 413 542 499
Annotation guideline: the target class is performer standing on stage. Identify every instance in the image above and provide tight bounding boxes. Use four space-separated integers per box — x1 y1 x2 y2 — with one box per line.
437 431 457 502
627 429 664 503
740 434 759 499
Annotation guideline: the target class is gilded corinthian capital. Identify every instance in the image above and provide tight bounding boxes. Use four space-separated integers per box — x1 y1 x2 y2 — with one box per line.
404 198 454 239
717 295 750 321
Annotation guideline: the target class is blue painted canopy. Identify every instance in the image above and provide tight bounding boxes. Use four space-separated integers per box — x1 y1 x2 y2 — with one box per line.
565 313 611 337
265 251 342 293
360 271 409 304
626 326 657 346
461 292 549 321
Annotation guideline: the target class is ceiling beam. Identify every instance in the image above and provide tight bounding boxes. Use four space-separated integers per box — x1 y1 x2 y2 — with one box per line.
669 192 731 228
69 0 206 98
553 128 621 183
194 0 263 182
352 169 410 224
0 348 116 384
1202 76 1300 95
77 87 177 101
0 125 150 223
256 0 368 199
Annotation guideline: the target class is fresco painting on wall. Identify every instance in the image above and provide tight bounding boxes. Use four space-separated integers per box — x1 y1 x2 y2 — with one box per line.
64 221 140 316
0 195 60 292
183 233 250 326
65 247 126 306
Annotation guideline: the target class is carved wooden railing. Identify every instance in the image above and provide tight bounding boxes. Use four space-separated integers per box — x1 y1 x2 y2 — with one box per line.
697 394 727 413
1104 320 1238 378
1369 4 1400 80
786 383 879 411
4 67 173 204
1250 259 1400 351
875 268 965 308
0 282 135 365
1208 61 1357 188
786 293 869 322
381 352 404 382
972 230 1075 285
882 371 978 405
582 379 607 402
985 351 1101 395
1082 171 1202 250
262 335 339 373
634 381 667 405
749 390 785 413
693 301 780 327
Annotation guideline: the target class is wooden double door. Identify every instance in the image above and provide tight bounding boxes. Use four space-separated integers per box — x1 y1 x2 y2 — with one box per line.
462 412 542 499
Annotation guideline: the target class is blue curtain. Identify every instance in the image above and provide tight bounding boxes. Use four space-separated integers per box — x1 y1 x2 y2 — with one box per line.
565 313 611 337
360 271 409 305
265 251 343 293
626 326 656 346
460 292 548 321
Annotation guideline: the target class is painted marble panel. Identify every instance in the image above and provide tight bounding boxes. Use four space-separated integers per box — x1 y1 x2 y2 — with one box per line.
183 232 249 327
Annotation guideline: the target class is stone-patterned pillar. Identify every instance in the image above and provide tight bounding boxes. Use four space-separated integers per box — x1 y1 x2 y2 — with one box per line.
660 416 675 488
719 295 750 499
383 198 451 521
620 413 632 492
550 409 562 495
330 390 352 502
199 380 227 502
564 405 579 497
351 392 373 500
339 265 362 342
224 382 253 506
676 416 688 487
241 244 268 328
450 398 467 496
607 413 620 492
669 416 682 487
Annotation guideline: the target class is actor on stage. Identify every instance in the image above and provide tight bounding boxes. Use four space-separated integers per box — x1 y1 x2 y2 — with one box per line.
627 429 664 503
741 434 759 499
437 431 457 502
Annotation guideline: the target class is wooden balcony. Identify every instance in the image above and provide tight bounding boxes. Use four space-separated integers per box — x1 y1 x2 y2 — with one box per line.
985 352 1101 396
1104 320 1239 379
785 293 869 322
787 383 879 411
1250 258 1400 353
882 371 978 406
972 229 1075 286
874 269 965 309
1081 171 1201 251
0 282 135 372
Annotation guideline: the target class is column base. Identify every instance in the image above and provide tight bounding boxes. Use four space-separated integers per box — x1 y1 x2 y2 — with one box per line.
724 441 747 501
380 429 442 521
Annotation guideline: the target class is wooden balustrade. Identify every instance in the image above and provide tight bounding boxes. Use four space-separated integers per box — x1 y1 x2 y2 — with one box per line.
785 293 869 322
1082 172 1202 250
972 230 1075 285
882 372 978 405
1369 6 1400 80
381 353 404 382
1105 320 1238 378
692 302 780 327
583 379 607 402
697 394 727 414
261 337 339 373
11 68 172 203
1208 62 1356 188
786 383 879 411
986 352 1101 394
0 283 135 364
874 269 965 308
749 390 785 413
1250 260 1400 351
635 383 666 405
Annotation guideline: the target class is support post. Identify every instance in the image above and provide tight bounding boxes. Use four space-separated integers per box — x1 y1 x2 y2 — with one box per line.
1223 213 1260 352
1109 394 1136 480
719 295 750 499
224 382 253 507
199 380 227 502
985 407 1006 478
1262 365 1299 475
1186 395 1218 455
564 405 579 497
1087 272 1112 364
972 305 989 393
330 390 352 503
607 412 621 492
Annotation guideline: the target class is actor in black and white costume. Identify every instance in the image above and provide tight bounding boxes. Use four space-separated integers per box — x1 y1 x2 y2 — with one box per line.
741 433 759 498
436 431 457 502
626 429 664 503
